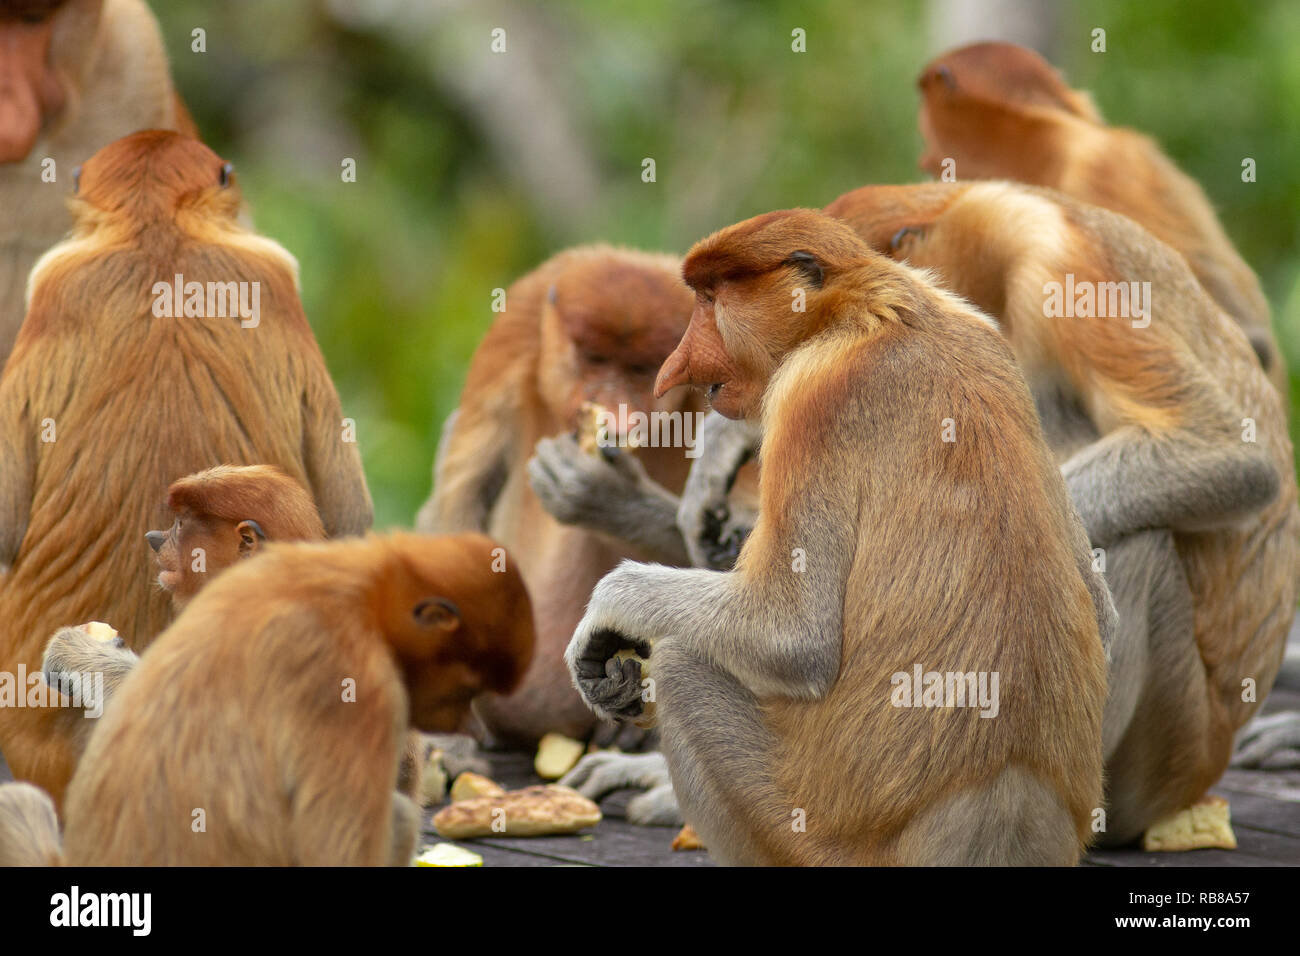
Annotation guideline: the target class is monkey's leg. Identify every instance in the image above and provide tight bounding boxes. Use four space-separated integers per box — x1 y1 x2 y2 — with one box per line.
650 638 780 865
1232 712 1300 769
387 792 420 867
895 767 1080 865
0 707 82 813
1094 529 1206 847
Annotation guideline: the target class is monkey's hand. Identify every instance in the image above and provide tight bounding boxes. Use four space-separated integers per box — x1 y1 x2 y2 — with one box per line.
42 624 138 707
529 434 689 563
566 610 651 724
677 414 760 569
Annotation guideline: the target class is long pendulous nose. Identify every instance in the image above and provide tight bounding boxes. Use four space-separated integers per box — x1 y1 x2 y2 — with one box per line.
145 531 166 553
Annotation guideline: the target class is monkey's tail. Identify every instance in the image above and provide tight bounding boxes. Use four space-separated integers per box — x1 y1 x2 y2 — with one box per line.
0 782 65 866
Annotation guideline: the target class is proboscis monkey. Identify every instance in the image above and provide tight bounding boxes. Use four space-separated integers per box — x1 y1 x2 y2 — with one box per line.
0 130 372 808
0 0 196 365
643 181 1296 847
0 533 535 866
564 208 1111 865
914 41 1286 395
415 246 708 748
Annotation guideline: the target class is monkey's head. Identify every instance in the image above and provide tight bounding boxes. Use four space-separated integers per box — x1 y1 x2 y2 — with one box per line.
373 533 534 733
0 0 91 163
148 465 325 610
660 209 874 420
916 42 1101 179
538 250 697 431
73 129 242 226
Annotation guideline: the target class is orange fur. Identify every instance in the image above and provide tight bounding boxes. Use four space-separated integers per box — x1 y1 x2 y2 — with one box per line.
0 131 372 808
417 246 704 745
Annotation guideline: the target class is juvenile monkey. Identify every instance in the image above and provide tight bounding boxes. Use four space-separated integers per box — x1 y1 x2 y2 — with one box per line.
4 532 534 866
659 182 1297 846
37 466 330 770
914 41 1286 392
0 0 195 365
566 209 1110 865
146 464 326 609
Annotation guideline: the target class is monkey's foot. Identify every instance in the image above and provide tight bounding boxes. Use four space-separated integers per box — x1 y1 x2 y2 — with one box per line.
1231 712 1300 770
560 751 683 826
1141 796 1237 852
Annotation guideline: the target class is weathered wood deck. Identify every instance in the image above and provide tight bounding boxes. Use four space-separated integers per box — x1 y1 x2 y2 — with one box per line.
422 677 1300 868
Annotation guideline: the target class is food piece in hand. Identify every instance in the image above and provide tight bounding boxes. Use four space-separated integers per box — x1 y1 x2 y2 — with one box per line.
671 824 705 851
575 401 643 458
575 401 609 457
450 771 506 802
535 732 586 779
613 647 656 729
81 622 119 643
1141 796 1237 852
415 843 484 867
432 784 601 838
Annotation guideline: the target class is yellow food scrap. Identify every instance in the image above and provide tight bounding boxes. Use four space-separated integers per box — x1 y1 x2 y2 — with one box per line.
535 732 586 780
1142 796 1237 852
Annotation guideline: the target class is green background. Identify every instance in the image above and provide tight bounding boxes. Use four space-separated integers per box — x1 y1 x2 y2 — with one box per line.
153 0 1300 528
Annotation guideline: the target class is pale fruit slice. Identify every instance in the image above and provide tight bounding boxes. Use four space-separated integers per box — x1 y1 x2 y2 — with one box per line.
420 748 448 807
535 732 586 780
1142 796 1237 852
450 771 506 802
671 824 705 851
415 843 484 867
432 784 601 839
82 622 119 642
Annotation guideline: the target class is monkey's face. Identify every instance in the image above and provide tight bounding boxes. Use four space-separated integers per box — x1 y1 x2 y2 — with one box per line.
655 290 762 420
146 513 242 609
379 535 535 732
0 1 67 163
540 275 693 430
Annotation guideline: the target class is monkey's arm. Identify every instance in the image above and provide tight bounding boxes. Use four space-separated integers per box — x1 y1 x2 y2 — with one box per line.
528 434 689 564
302 376 374 537
567 405 854 717
0 391 34 571
1062 425 1279 550
415 401 513 534
675 413 761 569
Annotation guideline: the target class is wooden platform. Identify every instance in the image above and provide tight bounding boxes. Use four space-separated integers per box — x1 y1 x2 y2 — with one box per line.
421 680 1300 868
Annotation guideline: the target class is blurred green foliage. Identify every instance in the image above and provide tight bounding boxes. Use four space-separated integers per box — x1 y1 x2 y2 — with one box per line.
153 0 1300 528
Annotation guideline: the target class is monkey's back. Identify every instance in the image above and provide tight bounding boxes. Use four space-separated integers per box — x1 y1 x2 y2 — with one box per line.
63 543 407 865
0 234 326 667
759 305 1107 864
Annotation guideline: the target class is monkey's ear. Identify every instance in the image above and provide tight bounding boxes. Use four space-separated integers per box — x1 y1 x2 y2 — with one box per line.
413 597 460 633
784 251 824 288
235 519 266 558
219 162 234 188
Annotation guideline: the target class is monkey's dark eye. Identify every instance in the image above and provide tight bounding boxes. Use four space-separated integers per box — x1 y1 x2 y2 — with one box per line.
890 226 925 254
784 250 824 288
219 162 233 188
72 166 81 194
